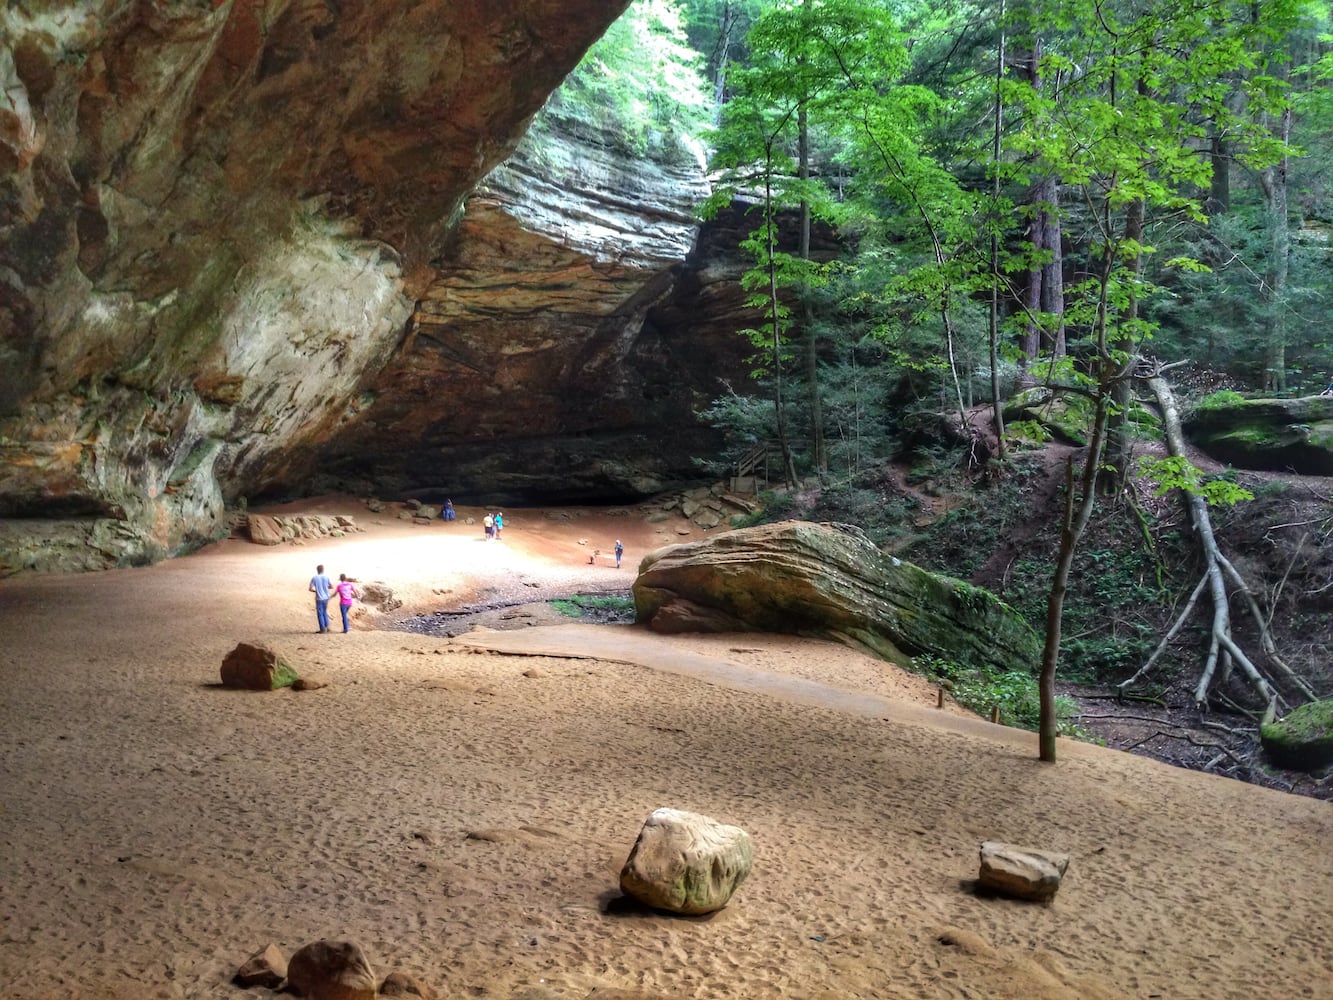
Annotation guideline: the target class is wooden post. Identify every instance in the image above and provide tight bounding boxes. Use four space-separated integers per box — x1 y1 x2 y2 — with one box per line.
937 687 945 709
990 706 1000 724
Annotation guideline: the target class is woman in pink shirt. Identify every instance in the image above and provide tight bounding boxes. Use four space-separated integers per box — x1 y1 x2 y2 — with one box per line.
335 573 359 633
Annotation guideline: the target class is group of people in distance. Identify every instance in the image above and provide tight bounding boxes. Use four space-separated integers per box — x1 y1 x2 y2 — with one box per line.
308 564 359 634
307 504 630 631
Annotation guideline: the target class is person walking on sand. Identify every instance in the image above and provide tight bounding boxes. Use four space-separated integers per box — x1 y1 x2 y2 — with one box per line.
335 573 360 633
309 564 332 633
494 511 504 539
614 539 624 569
483 512 494 539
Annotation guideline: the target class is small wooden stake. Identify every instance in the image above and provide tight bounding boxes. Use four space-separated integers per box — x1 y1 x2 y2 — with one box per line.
937 687 945 709
990 706 1000 724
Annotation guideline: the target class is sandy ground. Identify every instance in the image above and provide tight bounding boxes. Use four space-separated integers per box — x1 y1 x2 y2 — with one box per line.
0 497 1329 1000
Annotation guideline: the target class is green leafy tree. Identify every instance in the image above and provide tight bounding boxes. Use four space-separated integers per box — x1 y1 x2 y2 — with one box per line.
543 0 711 153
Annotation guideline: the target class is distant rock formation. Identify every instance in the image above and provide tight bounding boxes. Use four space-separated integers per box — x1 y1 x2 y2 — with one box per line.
633 521 1041 675
1183 395 1333 476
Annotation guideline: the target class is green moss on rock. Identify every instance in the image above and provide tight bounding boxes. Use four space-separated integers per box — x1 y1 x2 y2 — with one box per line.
634 521 1041 676
1260 699 1333 772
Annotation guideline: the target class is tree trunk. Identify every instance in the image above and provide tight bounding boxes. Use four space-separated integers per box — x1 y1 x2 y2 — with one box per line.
1258 104 1291 392
1038 174 1065 357
707 2 738 115
989 0 1007 461
763 152 799 488
799 101 826 474
1102 196 1143 492
1207 132 1230 215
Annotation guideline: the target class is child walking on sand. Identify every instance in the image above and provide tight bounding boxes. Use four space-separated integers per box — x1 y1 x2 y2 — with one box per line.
335 573 359 633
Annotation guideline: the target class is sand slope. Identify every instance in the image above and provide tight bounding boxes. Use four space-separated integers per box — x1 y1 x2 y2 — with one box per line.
0 500 1328 1000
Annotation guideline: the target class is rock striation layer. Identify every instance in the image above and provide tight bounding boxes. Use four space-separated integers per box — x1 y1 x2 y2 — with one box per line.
0 1 640 573
633 520 1042 675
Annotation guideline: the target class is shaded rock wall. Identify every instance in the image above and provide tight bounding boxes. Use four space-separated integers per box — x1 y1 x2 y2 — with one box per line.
0 0 632 573
306 117 746 505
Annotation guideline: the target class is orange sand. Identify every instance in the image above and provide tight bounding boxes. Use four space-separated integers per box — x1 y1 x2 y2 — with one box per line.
0 498 1328 1000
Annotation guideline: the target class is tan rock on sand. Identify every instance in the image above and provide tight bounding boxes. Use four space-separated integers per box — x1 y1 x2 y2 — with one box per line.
219 641 298 691
978 841 1071 902
619 808 753 915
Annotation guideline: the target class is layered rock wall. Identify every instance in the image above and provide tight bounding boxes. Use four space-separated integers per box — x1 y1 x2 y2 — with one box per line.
310 117 747 504
0 0 631 573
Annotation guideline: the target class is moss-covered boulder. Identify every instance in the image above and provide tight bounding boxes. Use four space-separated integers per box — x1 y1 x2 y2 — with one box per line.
1260 699 1333 772
633 520 1041 675
1003 387 1093 445
1183 395 1333 476
1002 387 1159 447
220 642 299 691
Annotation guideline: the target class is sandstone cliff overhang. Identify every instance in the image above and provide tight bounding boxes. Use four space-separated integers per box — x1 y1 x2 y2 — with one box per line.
0 1 637 573
632 520 1042 675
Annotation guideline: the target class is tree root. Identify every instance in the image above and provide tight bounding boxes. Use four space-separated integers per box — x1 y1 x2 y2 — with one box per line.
1118 375 1312 718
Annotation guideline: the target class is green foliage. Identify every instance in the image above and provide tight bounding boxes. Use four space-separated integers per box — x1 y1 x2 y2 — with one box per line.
730 488 795 528
1005 419 1052 448
1138 456 1256 506
1198 390 1249 409
916 655 1084 736
541 0 710 154
549 594 635 618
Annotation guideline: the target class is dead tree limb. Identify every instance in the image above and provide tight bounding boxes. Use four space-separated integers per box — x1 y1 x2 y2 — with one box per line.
1132 375 1306 717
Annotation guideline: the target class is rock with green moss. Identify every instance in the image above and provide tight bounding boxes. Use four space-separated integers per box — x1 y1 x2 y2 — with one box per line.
1183 395 1333 476
620 808 753 915
1260 699 1333 772
633 521 1040 675
1002 388 1092 445
220 642 299 691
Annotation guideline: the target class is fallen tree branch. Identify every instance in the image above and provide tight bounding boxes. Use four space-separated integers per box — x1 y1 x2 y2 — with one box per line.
1121 729 1245 765
1141 375 1303 718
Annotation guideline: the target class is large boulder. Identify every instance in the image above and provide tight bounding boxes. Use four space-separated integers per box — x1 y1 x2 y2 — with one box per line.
633 521 1041 675
1183 395 1333 476
220 642 298 691
287 940 377 1000
1260 699 1333 772
619 808 753 915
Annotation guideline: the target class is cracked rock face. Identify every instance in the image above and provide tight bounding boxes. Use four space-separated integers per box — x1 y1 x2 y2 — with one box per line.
1 0 659 574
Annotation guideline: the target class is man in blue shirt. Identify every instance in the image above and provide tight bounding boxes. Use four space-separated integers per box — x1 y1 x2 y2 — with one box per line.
309 564 333 633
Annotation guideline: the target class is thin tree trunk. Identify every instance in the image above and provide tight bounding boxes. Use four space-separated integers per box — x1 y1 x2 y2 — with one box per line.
763 152 798 488
1207 132 1230 215
799 101 826 474
1258 104 1291 392
989 0 1007 461
708 2 738 116
1103 196 1143 492
1016 30 1043 370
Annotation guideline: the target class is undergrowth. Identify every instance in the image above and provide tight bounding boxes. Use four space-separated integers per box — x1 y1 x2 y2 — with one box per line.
550 594 635 618
915 655 1087 737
